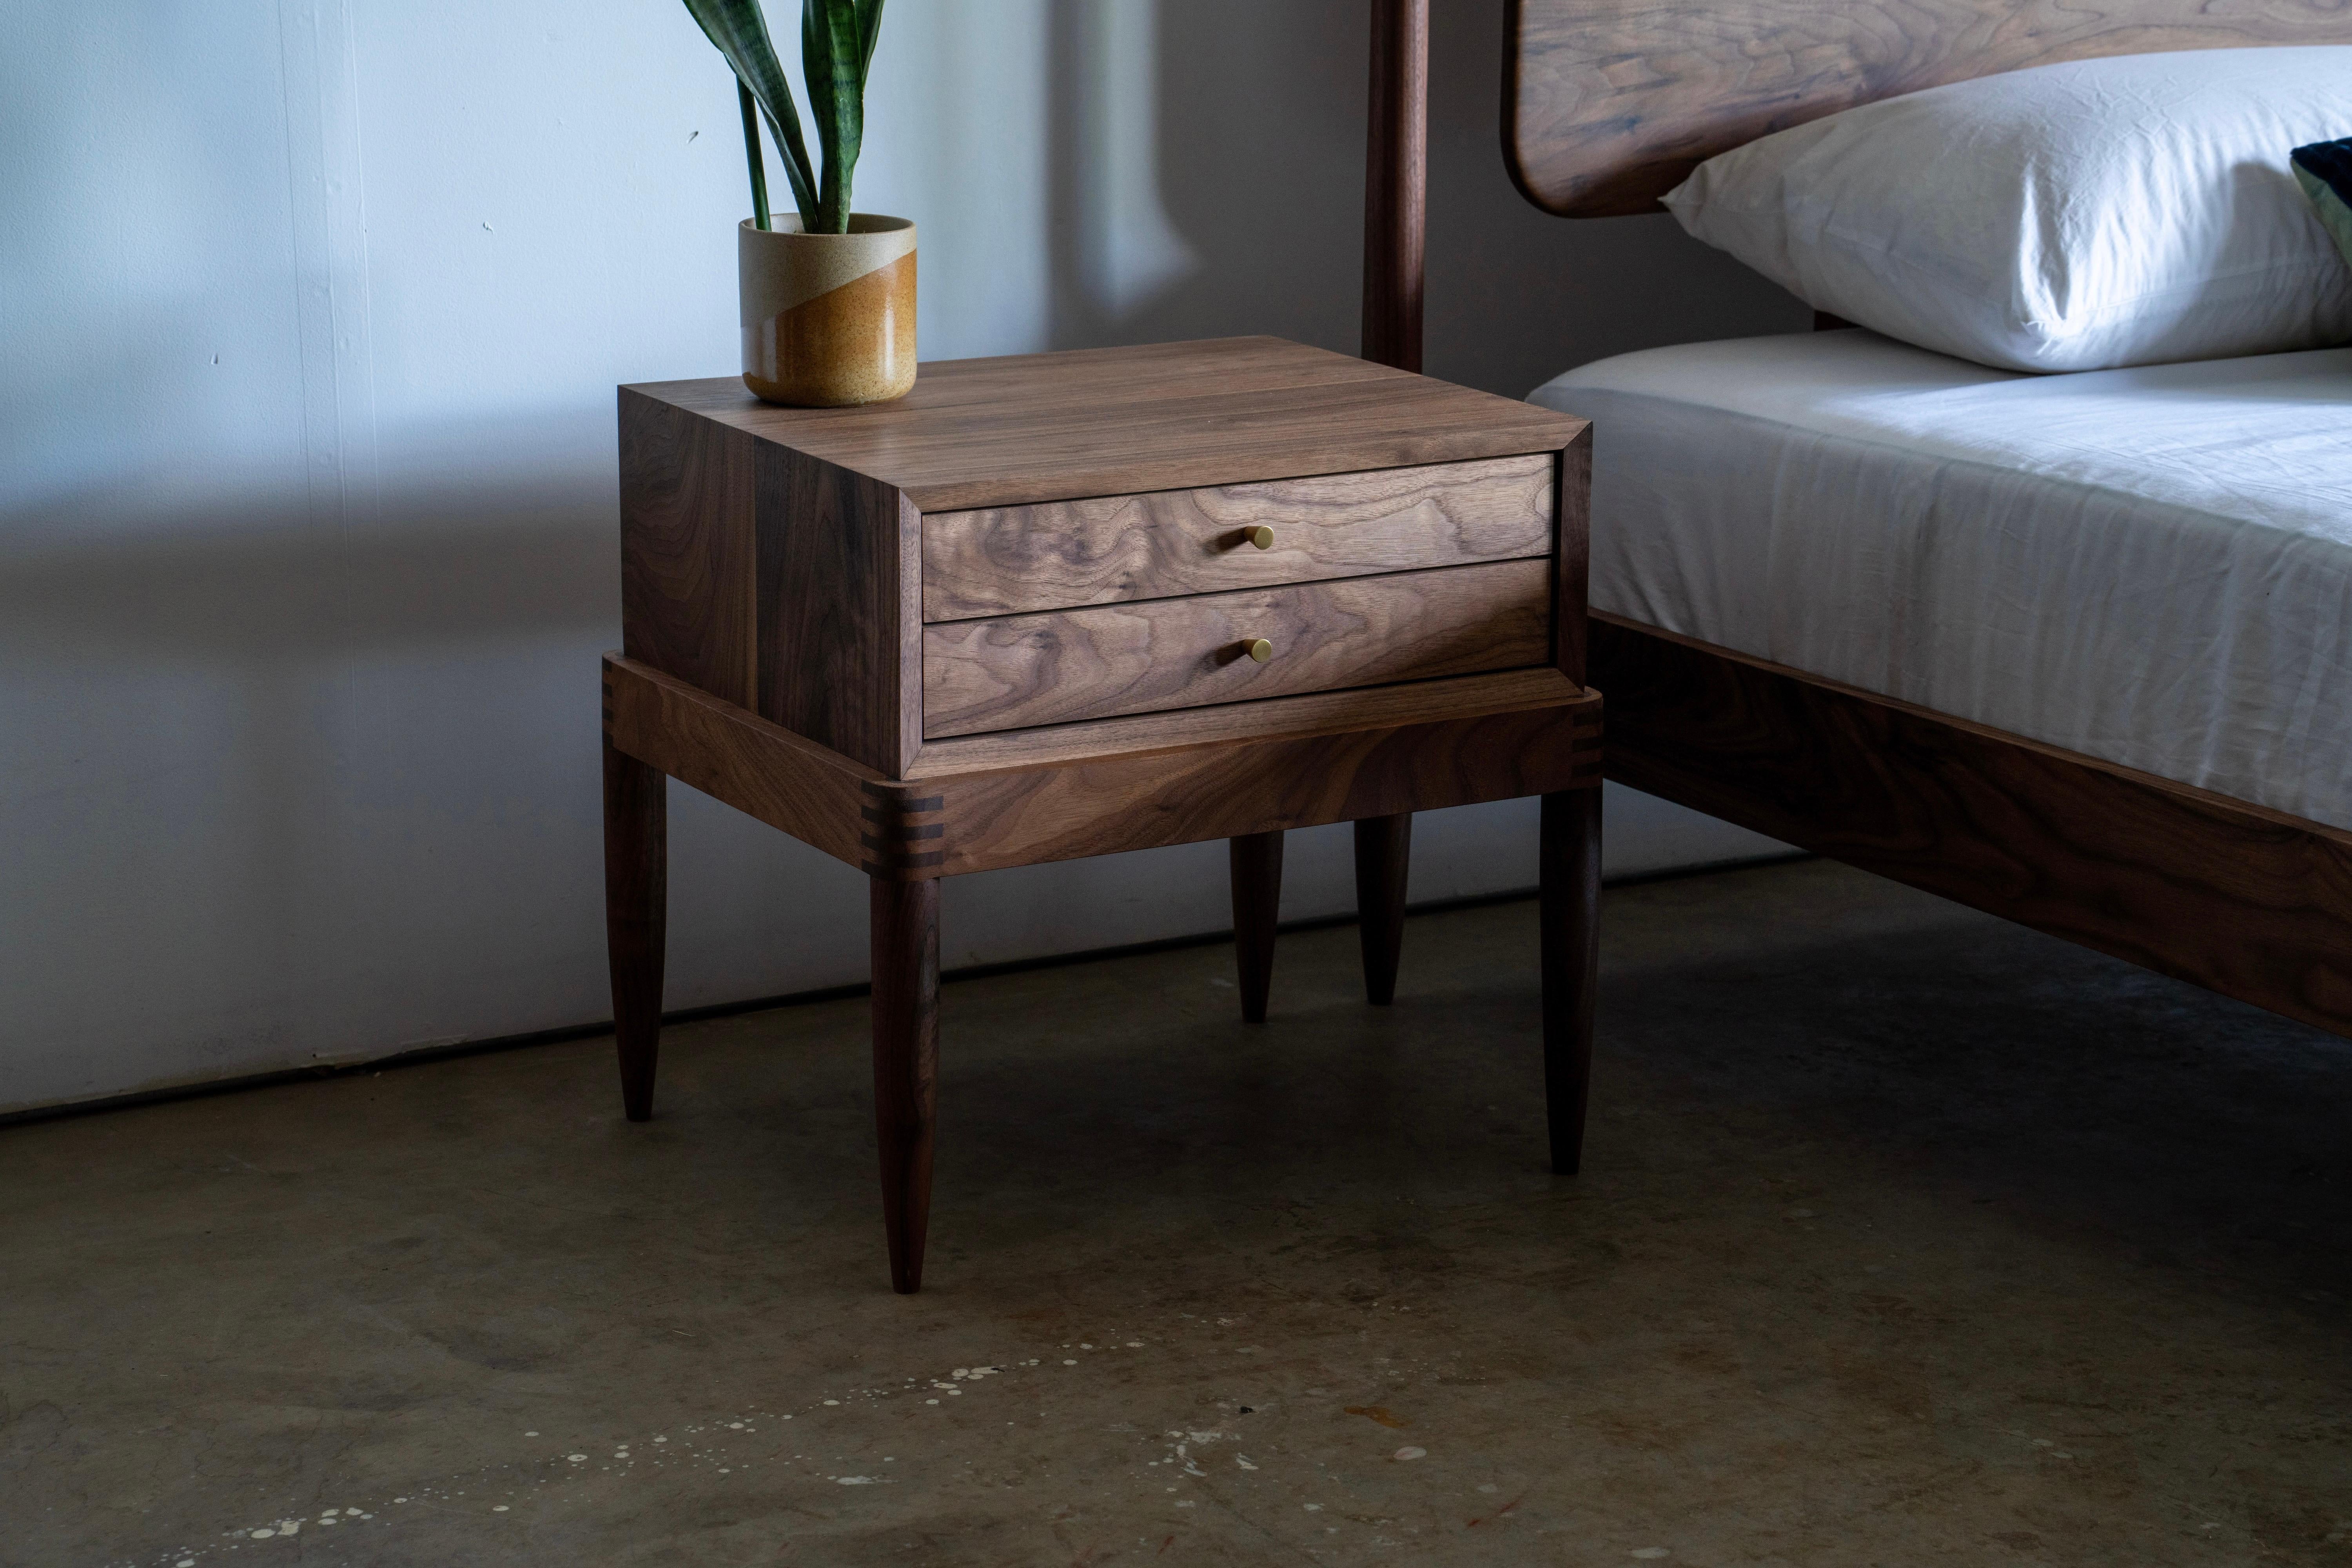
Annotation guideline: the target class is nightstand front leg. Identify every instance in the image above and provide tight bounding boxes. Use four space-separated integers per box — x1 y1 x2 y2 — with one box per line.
1229 831 1285 1022
1540 788 1601 1174
1353 813 1412 1005
871 875 941 1295
603 735 666 1123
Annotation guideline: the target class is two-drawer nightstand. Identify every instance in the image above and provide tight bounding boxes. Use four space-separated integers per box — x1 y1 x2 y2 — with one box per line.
603 336 1599 1292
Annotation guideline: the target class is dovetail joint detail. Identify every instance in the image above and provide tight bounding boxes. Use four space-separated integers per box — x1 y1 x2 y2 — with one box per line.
860 787 949 879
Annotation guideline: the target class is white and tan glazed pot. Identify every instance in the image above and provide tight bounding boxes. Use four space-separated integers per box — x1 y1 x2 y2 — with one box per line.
739 213 916 407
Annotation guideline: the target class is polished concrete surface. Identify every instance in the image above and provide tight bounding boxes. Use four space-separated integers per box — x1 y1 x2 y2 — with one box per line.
5 859 2350 1567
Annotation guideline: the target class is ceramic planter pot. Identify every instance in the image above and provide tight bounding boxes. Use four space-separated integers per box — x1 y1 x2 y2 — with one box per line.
739 214 916 407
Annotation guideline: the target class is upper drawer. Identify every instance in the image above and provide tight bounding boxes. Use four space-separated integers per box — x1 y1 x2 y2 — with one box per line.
921 453 1554 621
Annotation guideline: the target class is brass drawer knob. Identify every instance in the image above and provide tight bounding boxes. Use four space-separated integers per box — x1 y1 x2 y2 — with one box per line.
1245 525 1274 550
1242 637 1274 663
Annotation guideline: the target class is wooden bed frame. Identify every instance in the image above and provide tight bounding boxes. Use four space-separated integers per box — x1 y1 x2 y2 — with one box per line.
1363 0 2352 1038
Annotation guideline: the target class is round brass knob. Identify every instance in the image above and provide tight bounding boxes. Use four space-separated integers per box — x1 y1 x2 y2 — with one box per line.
1243 637 1273 663
1245 525 1274 550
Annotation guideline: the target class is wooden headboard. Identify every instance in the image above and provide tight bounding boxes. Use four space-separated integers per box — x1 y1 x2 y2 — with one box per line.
1505 0 2352 219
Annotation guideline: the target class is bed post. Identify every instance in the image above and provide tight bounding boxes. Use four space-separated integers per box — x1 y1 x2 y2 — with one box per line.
1363 0 1427 372
1340 0 1432 1006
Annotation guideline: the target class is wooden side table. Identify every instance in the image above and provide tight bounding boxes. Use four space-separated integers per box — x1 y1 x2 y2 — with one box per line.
604 337 1599 1292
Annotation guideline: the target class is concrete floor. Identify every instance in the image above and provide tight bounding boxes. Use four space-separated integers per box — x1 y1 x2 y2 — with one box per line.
5 859 2351 1568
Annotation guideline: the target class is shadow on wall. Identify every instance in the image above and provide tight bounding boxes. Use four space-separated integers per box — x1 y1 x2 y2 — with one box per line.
1041 0 1805 392
0 458 614 668
1422 4 1811 394
0 0 1803 1112
1047 0 1365 357
0 434 638 1109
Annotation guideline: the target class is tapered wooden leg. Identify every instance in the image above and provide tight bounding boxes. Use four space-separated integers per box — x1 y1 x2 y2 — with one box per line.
871 875 941 1295
1541 788 1601 1174
603 734 666 1123
1229 830 1285 1023
1353 812 1412 1005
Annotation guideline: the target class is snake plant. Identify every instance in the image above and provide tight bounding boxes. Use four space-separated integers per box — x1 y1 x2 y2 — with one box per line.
683 0 885 234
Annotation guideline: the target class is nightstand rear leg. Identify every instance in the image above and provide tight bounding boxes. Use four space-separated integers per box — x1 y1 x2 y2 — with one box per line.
603 735 667 1123
1354 813 1412 1005
871 875 941 1295
1229 831 1285 1023
1540 788 1601 1174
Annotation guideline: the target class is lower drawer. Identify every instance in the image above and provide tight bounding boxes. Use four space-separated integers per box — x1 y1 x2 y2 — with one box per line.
921 558 1552 737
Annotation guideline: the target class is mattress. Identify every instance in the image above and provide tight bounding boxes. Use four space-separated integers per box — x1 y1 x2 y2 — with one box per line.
1529 332 2352 830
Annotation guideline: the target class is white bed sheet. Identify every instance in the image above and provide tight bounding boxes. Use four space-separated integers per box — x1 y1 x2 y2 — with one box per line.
1529 332 2352 829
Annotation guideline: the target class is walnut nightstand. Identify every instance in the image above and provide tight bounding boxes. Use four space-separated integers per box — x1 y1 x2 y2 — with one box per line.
603 336 1599 1292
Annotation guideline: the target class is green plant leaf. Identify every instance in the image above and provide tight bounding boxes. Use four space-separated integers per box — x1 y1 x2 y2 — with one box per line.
802 0 871 231
681 0 817 224
853 0 885 84
737 80 771 229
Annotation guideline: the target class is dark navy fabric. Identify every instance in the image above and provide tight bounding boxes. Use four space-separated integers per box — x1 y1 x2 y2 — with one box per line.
2292 136 2352 197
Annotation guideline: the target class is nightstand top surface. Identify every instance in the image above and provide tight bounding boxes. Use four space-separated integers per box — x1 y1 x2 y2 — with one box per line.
622 336 1587 512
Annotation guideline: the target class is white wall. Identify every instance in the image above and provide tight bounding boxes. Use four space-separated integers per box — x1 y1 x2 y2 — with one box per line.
0 0 1798 1115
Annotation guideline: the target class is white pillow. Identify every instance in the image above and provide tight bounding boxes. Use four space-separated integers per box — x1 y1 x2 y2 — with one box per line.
1662 47 2352 372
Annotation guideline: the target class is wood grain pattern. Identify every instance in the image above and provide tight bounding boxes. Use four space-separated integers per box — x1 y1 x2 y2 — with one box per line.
1505 0 2352 218
619 388 758 707
1590 614 2352 1039
1363 0 1429 373
755 443 920 776
627 338 1586 512
1230 830 1285 1024
920 454 1553 621
613 327 1612 1286
906 666 1587 775
903 697 1601 879
605 653 1599 882
870 874 939 1294
922 559 1553 738
603 653 874 868
1540 787 1600 1173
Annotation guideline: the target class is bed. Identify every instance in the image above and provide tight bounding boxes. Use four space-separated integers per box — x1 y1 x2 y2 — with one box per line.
1362 0 2352 1039
1534 334 2352 834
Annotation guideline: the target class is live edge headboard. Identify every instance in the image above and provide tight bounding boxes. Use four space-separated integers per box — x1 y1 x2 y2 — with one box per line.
1503 0 2352 220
